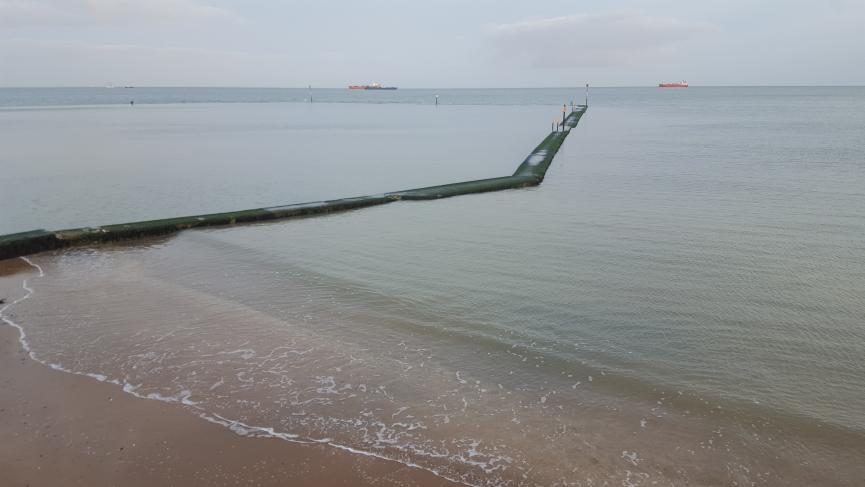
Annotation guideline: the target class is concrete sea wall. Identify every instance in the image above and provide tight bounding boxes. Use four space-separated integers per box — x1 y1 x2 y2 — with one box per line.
0 107 586 261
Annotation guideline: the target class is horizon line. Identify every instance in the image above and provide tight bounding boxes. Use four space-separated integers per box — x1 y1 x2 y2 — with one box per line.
1 84 865 90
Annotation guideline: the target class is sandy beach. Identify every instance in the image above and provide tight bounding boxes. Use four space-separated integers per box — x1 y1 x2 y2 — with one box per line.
0 261 456 487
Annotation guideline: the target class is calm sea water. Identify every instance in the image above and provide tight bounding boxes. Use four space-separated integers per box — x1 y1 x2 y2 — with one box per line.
2 87 865 485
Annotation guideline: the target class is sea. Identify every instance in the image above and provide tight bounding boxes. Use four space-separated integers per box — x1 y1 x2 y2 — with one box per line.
1 86 864 486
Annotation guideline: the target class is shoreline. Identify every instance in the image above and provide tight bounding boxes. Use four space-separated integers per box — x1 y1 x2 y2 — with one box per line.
4 239 865 485
0 261 460 487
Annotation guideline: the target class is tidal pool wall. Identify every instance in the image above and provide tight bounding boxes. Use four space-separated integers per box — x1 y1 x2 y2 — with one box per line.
0 107 585 260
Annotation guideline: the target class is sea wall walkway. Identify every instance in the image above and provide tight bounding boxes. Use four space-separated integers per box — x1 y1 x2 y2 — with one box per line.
0 107 586 260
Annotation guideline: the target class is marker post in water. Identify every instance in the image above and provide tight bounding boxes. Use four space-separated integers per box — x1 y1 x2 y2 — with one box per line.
435 94 439 106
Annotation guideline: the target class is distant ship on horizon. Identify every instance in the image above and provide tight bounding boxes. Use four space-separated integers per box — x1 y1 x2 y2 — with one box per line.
659 81 689 88
348 82 397 90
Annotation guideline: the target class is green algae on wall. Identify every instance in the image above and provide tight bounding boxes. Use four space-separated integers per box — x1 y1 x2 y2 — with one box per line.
0 107 586 261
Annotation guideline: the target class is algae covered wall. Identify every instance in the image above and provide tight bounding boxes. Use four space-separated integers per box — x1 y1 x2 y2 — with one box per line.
0 107 586 261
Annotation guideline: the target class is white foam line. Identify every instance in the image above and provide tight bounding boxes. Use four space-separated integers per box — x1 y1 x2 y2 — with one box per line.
1 257 45 361
0 256 481 487
189 412 482 486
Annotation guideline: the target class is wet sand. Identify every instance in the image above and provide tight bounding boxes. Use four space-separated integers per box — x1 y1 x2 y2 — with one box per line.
0 262 457 487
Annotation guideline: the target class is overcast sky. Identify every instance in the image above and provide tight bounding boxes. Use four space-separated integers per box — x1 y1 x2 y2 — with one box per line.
1 0 863 87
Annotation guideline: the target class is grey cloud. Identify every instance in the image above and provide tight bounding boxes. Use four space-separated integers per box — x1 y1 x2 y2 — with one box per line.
0 0 235 27
489 12 715 68
82 0 235 22
0 0 70 26
0 38 281 86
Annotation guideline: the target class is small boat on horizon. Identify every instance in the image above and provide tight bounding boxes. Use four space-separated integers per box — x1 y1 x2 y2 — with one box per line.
348 82 397 90
659 81 689 88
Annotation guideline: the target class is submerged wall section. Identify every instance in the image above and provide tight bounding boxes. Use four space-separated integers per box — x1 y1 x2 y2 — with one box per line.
0 107 586 260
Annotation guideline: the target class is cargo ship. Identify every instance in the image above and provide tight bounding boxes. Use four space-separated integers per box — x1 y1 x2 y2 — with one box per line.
348 82 397 90
659 81 688 88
